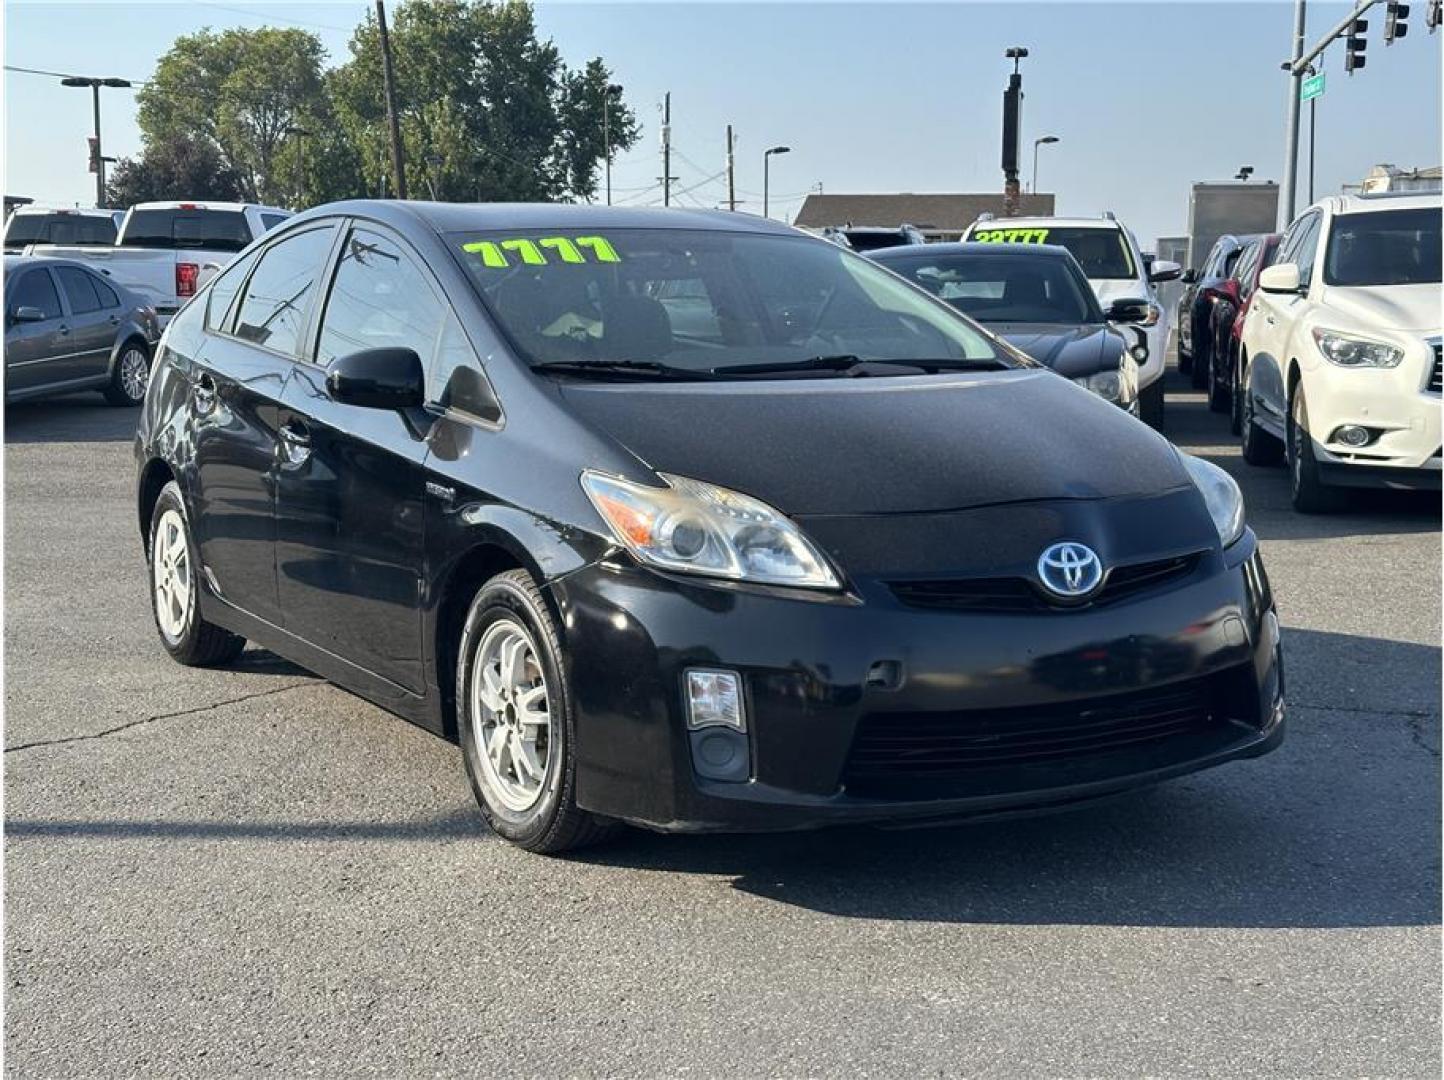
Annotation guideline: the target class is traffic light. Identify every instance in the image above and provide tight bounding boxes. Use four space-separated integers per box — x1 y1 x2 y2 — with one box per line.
87 136 100 174
1385 1 1410 43
1344 17 1369 73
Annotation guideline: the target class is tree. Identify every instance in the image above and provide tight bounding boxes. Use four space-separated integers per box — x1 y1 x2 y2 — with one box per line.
105 137 246 207
329 0 638 203
136 26 329 206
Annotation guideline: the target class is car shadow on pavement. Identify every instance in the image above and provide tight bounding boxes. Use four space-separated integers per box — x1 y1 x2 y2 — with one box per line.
4 397 140 444
573 626 1439 930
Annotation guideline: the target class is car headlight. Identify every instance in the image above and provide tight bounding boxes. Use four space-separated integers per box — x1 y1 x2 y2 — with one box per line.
1072 355 1138 405
581 471 841 588
1311 328 1403 368
1180 453 1244 547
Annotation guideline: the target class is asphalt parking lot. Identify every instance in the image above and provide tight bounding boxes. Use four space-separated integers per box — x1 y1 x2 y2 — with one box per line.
4 374 1440 1077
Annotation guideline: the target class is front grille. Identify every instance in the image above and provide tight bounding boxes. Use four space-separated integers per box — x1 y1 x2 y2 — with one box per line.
888 553 1202 613
844 677 1230 797
1429 342 1441 394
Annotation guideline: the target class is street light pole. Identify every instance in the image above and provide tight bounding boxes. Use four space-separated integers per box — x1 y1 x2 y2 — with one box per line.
603 82 622 205
61 75 131 208
1280 0 1307 226
763 145 790 218
1031 135 1059 195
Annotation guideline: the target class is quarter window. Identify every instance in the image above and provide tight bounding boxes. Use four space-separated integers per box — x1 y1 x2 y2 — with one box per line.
1292 215 1323 287
55 266 103 314
233 226 335 357
316 228 444 365
432 315 501 423
205 248 261 332
9 269 62 320
92 276 120 309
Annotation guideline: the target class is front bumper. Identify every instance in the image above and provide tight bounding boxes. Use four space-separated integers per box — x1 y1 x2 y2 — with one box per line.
550 531 1284 833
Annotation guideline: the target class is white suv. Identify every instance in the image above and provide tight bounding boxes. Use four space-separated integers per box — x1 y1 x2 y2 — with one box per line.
1236 192 1441 511
961 214 1181 428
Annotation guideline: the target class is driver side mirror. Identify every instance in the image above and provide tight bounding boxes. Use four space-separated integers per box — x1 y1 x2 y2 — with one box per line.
327 347 425 410
1105 298 1152 324
1258 263 1302 294
1149 260 1183 284
9 305 47 325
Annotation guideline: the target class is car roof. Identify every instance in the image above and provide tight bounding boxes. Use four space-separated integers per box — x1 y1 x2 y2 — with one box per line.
870 240 1075 260
289 200 802 238
1310 191 1442 215
4 253 110 272
970 216 1125 231
128 201 292 214
9 206 116 218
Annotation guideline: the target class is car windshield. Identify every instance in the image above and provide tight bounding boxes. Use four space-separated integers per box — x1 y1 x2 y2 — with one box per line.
1324 208 1442 287
452 228 1007 375
877 251 1103 325
4 213 117 246
972 224 1137 280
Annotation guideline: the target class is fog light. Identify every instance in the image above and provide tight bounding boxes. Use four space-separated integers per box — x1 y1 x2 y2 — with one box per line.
1332 425 1374 447
685 669 745 731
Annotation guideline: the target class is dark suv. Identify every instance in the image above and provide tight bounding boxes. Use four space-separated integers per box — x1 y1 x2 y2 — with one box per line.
136 201 1284 853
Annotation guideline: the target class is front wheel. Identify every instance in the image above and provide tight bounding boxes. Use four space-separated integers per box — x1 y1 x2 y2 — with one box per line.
457 569 617 854
1288 388 1338 513
105 341 150 406
149 481 246 665
1207 344 1231 413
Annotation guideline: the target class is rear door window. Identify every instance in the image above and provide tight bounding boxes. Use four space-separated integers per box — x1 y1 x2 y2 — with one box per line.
55 266 103 314
232 226 336 357
122 209 253 253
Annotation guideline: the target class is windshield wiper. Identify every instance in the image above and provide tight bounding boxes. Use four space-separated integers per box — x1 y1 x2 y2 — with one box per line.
709 354 1007 376
532 359 713 380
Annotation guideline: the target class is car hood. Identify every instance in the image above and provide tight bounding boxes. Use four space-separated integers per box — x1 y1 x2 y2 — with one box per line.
558 369 1189 516
986 322 1123 378
1317 283 1442 333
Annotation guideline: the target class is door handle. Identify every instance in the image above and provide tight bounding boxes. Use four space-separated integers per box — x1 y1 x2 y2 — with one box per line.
56 324 70 337
193 372 217 412
279 421 312 465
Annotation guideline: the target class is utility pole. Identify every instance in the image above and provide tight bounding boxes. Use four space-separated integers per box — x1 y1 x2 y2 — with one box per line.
661 92 672 207
376 0 407 200
603 82 622 206
726 124 736 211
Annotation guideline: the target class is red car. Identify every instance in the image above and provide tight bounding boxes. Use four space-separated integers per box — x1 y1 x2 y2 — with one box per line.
1204 233 1282 429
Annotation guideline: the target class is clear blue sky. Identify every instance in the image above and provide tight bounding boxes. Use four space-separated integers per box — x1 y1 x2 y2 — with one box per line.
5 1 1440 246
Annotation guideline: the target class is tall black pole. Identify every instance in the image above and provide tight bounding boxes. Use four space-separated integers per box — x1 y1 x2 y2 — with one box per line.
662 92 672 207
726 125 736 211
376 0 407 200
604 96 612 205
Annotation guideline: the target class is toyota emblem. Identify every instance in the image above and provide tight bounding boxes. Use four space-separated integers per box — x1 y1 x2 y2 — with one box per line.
1037 541 1104 599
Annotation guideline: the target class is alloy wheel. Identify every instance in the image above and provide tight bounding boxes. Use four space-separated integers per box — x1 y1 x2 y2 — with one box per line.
119 348 149 403
470 618 553 812
152 508 191 642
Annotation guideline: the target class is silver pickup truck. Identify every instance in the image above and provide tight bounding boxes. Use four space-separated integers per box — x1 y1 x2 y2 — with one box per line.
27 201 291 325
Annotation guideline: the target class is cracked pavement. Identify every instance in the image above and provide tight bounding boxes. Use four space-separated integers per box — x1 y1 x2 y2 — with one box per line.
4 377 1440 1077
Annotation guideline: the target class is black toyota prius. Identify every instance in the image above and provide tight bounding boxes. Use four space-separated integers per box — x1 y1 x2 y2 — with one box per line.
136 201 1284 853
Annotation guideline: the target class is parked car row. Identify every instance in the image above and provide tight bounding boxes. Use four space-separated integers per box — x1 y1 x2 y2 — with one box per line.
4 199 290 406
1180 190 1441 512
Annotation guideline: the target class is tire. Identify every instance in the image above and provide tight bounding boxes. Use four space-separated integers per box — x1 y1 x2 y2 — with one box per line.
1240 371 1284 467
456 568 617 854
1287 387 1338 513
1138 375 1165 430
104 340 150 407
1177 342 1192 375
1228 349 1244 437
1190 327 1211 389
1207 344 1231 413
148 481 246 666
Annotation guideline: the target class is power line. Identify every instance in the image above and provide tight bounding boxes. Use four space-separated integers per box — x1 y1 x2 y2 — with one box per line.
196 2 357 32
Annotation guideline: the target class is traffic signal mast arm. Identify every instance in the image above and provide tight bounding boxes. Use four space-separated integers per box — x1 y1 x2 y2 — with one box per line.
1288 0 1382 75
